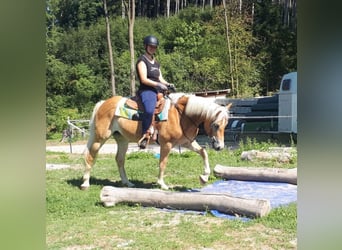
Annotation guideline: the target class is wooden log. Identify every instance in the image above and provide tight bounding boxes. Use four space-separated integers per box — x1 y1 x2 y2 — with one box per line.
100 186 271 218
240 149 292 163
214 165 297 185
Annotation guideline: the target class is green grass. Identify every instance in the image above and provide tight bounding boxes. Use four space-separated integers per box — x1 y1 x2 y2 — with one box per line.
46 141 297 249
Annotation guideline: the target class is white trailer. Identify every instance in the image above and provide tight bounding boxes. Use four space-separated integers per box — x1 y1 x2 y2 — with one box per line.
278 72 297 134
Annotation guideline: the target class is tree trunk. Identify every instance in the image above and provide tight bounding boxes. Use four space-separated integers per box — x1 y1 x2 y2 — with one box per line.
214 165 297 185
222 0 235 96
126 0 136 95
121 0 125 19
239 0 242 15
103 0 116 96
175 0 180 14
166 0 170 17
100 186 271 218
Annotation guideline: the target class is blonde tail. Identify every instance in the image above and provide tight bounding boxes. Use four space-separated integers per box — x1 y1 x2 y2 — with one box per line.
87 100 105 149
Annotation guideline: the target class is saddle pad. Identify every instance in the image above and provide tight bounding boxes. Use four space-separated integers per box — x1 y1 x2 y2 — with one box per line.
114 97 170 121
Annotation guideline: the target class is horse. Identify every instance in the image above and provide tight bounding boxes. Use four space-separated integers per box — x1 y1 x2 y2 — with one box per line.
81 93 232 190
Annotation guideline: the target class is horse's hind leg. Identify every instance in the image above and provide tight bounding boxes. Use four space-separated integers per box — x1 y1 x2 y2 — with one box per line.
81 139 104 190
184 140 210 185
81 124 112 189
114 133 135 187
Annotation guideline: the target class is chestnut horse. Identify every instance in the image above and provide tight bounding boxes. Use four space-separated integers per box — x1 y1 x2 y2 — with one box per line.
81 93 231 190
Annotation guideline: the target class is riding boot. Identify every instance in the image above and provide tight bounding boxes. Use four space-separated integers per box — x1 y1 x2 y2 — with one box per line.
138 132 151 149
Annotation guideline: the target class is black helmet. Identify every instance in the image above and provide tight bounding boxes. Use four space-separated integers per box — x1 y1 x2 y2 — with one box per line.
143 35 159 46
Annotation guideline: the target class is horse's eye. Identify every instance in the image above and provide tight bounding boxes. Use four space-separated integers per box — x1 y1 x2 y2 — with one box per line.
211 123 219 130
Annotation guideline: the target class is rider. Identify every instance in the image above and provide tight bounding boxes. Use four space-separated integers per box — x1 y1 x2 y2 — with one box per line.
136 35 173 149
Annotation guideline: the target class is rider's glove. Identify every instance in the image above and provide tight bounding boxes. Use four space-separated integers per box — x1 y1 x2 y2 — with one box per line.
156 82 168 91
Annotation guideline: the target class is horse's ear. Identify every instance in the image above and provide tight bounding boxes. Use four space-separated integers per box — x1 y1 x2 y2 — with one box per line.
226 103 233 110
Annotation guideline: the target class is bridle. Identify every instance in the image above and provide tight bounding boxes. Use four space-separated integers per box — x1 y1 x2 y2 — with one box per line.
174 102 224 144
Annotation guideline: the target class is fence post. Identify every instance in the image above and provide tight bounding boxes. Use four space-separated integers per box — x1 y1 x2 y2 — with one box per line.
67 116 72 153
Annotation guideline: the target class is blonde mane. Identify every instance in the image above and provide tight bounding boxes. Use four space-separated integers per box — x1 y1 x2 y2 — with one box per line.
168 93 228 122
185 95 229 122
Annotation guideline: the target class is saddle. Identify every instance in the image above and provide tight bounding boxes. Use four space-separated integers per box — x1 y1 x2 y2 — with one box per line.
124 92 166 115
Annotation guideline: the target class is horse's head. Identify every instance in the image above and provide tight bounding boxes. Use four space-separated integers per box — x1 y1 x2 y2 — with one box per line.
204 103 232 151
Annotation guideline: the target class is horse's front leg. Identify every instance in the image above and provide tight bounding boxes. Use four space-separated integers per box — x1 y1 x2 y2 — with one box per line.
114 135 134 187
157 142 172 190
185 140 210 185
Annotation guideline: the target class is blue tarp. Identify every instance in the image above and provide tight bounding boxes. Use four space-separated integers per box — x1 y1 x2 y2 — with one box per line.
192 180 297 221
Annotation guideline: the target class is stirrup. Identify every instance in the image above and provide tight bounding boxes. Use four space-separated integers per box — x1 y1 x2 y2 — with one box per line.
138 133 151 149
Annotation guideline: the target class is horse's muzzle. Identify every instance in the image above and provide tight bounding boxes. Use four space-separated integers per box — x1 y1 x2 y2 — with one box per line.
211 137 224 151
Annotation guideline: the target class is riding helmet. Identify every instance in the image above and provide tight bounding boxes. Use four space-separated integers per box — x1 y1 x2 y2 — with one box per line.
143 35 159 47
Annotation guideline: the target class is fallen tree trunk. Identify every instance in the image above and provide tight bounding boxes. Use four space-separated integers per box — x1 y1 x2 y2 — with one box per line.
214 165 297 185
100 186 271 218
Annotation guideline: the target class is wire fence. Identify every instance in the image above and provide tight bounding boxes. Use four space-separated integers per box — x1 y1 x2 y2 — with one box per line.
59 117 90 152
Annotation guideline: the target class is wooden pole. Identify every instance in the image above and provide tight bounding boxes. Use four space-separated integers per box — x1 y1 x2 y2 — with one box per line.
100 186 271 218
214 165 297 185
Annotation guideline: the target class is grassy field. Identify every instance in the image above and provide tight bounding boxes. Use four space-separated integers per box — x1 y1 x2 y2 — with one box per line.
46 140 297 249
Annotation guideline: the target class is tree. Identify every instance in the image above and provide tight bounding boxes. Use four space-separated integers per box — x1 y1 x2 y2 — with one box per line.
222 0 234 96
103 0 116 95
123 0 136 95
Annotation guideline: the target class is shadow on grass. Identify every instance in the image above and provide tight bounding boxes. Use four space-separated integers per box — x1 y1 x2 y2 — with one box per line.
67 177 119 189
67 177 191 191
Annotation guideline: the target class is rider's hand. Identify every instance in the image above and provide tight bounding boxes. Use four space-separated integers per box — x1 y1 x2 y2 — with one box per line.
156 82 168 91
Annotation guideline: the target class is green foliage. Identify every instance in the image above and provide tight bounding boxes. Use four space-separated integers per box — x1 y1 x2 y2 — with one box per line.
46 3 296 136
114 50 133 96
193 57 227 91
240 137 277 151
46 107 79 137
255 202 297 239
157 50 195 92
173 21 204 57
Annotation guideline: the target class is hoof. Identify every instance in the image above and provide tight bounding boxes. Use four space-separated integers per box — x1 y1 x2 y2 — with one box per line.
123 181 135 188
199 175 209 185
157 180 169 190
80 184 89 190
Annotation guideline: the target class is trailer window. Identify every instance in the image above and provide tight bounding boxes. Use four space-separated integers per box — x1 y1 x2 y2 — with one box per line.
282 79 291 91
